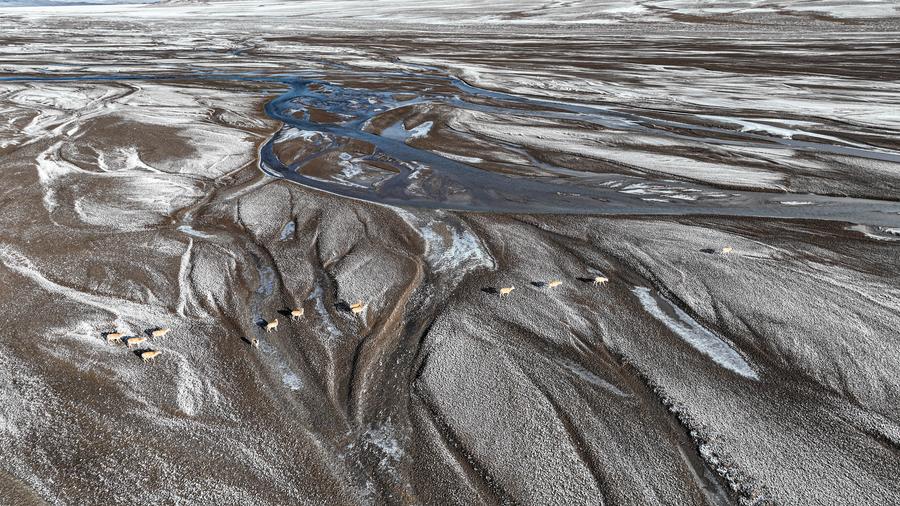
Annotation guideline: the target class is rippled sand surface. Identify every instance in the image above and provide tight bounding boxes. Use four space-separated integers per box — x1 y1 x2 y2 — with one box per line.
1 2 899 504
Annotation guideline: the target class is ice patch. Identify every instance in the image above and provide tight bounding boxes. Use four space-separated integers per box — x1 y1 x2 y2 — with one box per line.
279 220 296 241
632 286 759 380
307 284 342 339
363 422 404 470
281 371 302 391
256 266 275 297
432 150 483 164
394 209 495 279
177 225 215 239
848 224 900 241
339 159 362 179
332 154 369 186
381 120 433 142
419 223 492 273
700 114 865 146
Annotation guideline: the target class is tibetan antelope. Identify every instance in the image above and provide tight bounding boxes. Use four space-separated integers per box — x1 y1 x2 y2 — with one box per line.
721 246 734 255
593 276 609 286
141 350 161 363
126 337 147 348
266 319 279 333
251 337 259 348
290 308 305 321
499 286 515 298
547 280 562 288
151 328 171 338
105 332 125 343
351 302 366 315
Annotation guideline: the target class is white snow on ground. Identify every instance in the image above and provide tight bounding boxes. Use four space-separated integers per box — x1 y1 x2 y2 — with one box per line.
278 221 295 241
600 150 784 188
176 238 195 318
431 150 483 164
72 174 202 230
363 421 404 471
381 120 433 142
556 358 630 398
2 81 264 231
337 153 364 180
0 244 154 321
632 286 759 380
393 208 495 282
418 222 491 273
848 225 900 241
446 61 900 134
178 225 216 239
34 141 72 213
255 338 306 392
618 182 725 202
0 349 58 500
699 114 868 146
2 0 894 23
281 371 303 390
447 109 785 189
307 284 342 339
172 351 225 416
277 128 327 144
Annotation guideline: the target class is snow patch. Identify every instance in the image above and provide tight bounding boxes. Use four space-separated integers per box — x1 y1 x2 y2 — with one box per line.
632 286 759 380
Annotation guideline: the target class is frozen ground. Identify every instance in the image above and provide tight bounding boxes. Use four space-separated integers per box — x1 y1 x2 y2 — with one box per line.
0 1 899 505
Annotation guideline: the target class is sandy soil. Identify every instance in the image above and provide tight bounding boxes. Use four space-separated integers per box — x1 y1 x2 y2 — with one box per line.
0 2 899 505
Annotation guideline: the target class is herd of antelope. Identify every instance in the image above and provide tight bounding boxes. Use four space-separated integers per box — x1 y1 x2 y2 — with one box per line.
496 274 609 299
102 327 170 364
102 246 735 364
102 300 359 363
256 302 361 343
495 246 734 299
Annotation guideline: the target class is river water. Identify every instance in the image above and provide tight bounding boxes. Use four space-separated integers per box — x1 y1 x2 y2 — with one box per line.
260 71 900 227
6 70 900 227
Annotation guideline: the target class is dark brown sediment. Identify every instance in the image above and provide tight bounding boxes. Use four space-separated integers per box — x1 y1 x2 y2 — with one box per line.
1 2 899 505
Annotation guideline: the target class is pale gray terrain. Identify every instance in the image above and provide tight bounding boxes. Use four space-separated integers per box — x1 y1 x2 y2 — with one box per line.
0 1 899 505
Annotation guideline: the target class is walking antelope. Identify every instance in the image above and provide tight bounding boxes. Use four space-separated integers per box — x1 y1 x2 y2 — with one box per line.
127 337 147 348
151 328 171 338
547 280 562 288
105 332 125 343
499 286 515 298
721 246 734 255
291 308 305 321
266 319 279 333
141 350 161 363
593 276 609 285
